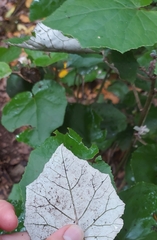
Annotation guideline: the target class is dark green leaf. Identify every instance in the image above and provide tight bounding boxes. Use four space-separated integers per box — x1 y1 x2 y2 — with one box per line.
108 81 129 101
145 106 157 137
116 126 133 151
6 74 32 98
131 144 157 184
67 54 103 68
110 51 138 83
92 103 127 138
116 182 157 240
59 103 107 148
30 0 66 21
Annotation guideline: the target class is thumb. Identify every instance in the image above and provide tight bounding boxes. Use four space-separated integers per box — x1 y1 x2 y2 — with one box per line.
46 225 84 240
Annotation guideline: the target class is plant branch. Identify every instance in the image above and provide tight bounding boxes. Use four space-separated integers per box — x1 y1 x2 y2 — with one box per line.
131 84 143 111
137 73 150 82
94 68 112 102
138 75 156 126
115 57 157 178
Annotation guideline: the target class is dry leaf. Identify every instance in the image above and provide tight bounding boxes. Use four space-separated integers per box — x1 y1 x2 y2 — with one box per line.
25 0 33 8
25 145 124 240
19 14 30 23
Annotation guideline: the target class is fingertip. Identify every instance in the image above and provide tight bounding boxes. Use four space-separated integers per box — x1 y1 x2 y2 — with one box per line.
46 225 84 240
0 200 18 231
63 225 84 240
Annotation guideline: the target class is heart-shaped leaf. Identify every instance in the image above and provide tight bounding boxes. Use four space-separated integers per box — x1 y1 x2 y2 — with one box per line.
43 0 157 53
2 80 67 146
25 145 124 240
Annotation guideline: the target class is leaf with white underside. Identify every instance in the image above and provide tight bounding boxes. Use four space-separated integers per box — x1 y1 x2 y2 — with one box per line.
25 145 124 240
8 23 93 54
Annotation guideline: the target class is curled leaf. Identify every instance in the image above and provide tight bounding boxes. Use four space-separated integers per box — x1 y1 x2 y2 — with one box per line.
25 145 124 240
9 23 94 54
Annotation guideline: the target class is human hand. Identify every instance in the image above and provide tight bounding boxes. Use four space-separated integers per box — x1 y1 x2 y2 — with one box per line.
0 200 84 240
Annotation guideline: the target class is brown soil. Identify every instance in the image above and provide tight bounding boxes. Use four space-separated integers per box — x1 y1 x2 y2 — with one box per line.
0 78 31 199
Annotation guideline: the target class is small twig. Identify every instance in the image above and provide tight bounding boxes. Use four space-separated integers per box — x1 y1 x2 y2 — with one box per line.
114 144 132 178
76 74 81 102
115 54 157 178
11 0 26 16
12 71 31 83
138 75 156 126
94 68 111 102
81 76 85 100
137 73 150 82
131 83 143 111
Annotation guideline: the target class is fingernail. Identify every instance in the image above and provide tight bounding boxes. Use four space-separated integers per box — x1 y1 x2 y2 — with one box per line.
63 225 84 240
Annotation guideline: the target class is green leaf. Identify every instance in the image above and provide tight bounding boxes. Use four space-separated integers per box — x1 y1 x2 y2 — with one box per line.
8 36 30 45
6 74 32 98
91 157 115 188
59 103 107 149
43 0 156 53
0 62 12 78
92 103 127 138
84 69 97 82
108 81 129 101
19 128 99 201
2 80 67 146
60 70 76 86
145 106 157 137
116 126 133 151
25 49 68 67
9 184 23 202
116 182 157 240
131 144 157 184
0 47 21 63
29 0 66 21
54 128 99 158
110 51 138 83
67 54 103 68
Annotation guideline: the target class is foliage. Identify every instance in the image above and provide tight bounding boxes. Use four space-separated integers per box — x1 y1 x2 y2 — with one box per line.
1 0 157 239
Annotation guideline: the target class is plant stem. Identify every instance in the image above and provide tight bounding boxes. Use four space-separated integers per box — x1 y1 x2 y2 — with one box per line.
131 84 143 111
114 144 132 177
138 76 156 126
115 74 156 177
94 68 111 102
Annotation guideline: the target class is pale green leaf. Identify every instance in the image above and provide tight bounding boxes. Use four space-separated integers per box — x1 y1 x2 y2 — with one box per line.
0 62 12 79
